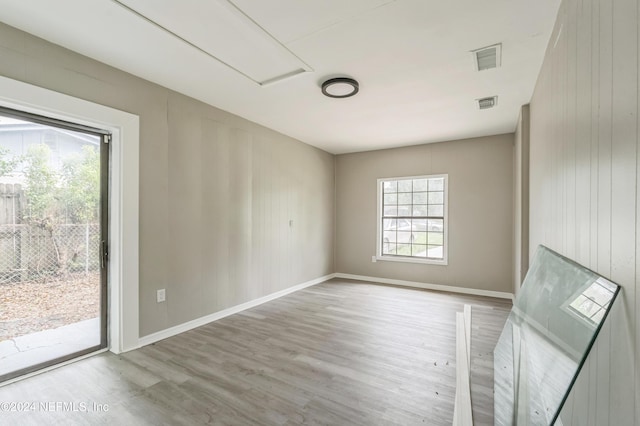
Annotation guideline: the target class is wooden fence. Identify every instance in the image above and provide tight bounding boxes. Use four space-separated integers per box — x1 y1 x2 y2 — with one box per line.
0 183 24 226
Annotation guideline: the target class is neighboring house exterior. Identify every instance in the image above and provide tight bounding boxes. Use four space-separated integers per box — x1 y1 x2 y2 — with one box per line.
0 120 99 185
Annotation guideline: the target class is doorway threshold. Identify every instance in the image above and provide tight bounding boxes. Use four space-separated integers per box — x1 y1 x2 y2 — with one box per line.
0 318 104 385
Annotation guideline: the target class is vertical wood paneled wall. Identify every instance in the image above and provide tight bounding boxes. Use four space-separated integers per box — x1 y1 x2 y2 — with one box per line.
0 22 335 338
528 0 639 423
164 93 335 331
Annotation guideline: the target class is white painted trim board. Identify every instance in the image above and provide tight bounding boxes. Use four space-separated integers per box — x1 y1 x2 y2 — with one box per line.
453 307 473 426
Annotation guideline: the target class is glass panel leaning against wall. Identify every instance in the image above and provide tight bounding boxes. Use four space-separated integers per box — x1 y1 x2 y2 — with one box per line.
494 245 620 425
378 174 447 264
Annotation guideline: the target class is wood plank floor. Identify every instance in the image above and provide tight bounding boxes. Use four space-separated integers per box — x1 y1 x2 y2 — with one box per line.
0 279 511 425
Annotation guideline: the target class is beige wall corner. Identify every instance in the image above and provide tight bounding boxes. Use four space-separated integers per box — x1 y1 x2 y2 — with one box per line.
335 134 514 294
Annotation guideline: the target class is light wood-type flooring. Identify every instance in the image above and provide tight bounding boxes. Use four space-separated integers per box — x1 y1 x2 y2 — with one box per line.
0 279 511 425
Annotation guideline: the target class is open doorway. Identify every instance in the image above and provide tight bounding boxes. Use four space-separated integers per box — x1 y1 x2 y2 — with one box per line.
0 107 109 382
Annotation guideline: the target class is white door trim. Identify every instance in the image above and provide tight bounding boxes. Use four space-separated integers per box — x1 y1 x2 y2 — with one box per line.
0 75 140 353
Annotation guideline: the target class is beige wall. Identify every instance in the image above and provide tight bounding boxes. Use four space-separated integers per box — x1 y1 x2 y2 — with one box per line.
335 134 514 293
0 22 335 337
513 105 530 294
529 0 638 423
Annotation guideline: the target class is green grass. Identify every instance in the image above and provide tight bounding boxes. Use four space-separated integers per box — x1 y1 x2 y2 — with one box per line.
384 231 444 257
413 232 443 245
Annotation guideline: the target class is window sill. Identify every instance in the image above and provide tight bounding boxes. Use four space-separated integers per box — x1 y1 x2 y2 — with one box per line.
376 255 448 266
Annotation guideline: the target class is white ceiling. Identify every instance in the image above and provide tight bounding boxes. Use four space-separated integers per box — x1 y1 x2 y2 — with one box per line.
0 0 560 154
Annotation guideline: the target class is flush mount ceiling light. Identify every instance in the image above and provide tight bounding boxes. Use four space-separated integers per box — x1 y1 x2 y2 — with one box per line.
321 77 359 98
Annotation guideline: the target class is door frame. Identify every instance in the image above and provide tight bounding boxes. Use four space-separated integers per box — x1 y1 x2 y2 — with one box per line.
0 106 111 381
0 75 140 356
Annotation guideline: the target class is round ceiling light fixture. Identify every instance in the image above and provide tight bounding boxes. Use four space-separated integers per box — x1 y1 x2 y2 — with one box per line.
321 77 359 98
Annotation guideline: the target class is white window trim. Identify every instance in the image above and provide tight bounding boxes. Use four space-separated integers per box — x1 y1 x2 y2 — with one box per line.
376 174 449 266
0 75 140 354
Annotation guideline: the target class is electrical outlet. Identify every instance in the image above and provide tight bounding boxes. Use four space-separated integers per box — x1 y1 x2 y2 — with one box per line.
371 255 377 263
157 289 166 303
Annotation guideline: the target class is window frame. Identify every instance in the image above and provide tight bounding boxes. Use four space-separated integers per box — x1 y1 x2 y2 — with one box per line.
376 174 448 265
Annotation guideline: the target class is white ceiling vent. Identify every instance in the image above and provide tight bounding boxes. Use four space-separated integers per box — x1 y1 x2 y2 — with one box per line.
471 43 502 71
477 96 498 110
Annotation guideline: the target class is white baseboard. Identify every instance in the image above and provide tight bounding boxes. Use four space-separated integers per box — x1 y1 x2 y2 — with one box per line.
137 273 336 348
334 273 514 300
136 272 512 349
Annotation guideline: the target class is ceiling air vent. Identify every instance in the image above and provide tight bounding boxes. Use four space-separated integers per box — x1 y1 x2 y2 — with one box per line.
471 43 502 71
477 96 498 110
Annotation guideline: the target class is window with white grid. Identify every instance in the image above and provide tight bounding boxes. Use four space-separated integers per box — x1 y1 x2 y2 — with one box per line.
377 174 448 264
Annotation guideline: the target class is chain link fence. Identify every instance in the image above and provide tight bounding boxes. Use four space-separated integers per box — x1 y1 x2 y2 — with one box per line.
0 184 100 284
0 223 100 284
